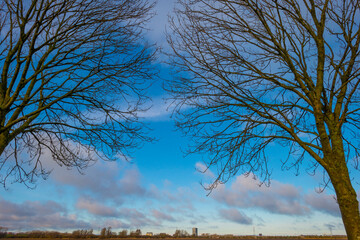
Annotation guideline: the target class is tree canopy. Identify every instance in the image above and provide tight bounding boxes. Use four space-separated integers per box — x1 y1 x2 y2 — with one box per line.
0 0 156 186
167 0 360 238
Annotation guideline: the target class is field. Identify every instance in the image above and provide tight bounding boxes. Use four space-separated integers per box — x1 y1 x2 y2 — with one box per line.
3 237 348 240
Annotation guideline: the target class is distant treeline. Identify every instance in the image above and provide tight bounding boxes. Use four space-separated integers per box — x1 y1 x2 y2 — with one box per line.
0 227 347 240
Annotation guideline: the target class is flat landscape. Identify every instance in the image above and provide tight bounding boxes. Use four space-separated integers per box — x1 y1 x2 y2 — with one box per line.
3 237 348 240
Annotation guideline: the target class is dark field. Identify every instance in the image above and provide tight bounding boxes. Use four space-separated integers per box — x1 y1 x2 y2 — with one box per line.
4 238 348 240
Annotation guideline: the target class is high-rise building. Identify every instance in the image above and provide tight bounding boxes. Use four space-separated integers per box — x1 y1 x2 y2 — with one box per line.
192 228 198 237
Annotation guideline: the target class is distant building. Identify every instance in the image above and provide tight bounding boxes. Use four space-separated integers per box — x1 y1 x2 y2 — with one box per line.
146 232 153 236
192 228 198 237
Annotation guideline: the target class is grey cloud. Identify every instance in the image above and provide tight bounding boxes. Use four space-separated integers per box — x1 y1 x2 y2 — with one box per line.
119 208 146 219
102 219 131 229
49 160 146 203
76 197 120 217
0 199 64 218
147 184 197 215
212 175 310 216
118 168 145 195
304 193 341 217
152 209 176 222
146 0 176 48
0 198 90 231
219 208 252 225
249 195 309 215
75 197 161 227
118 208 159 228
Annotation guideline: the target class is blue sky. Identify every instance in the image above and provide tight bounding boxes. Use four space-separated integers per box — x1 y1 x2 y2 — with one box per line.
0 0 351 236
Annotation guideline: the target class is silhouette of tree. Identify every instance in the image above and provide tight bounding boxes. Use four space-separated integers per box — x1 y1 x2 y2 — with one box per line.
72 229 93 238
173 229 189 237
100 228 107 238
0 0 156 186
0 226 7 238
167 0 360 238
130 229 142 237
118 230 128 237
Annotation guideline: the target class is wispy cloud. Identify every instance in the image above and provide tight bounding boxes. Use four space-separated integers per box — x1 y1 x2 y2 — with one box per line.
138 97 172 121
195 162 215 179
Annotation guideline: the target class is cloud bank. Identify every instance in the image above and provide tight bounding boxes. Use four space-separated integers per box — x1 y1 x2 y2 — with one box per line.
212 175 340 217
0 198 90 231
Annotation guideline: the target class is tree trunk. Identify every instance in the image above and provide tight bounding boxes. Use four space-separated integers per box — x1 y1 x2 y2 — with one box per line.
0 131 9 156
327 156 360 240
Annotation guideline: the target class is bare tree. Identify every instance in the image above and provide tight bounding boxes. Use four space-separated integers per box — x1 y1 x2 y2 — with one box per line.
167 0 360 238
0 226 7 238
118 229 128 237
173 229 189 238
0 0 156 186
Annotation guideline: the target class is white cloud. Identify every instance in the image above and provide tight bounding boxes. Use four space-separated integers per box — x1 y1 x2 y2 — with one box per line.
138 97 172 121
